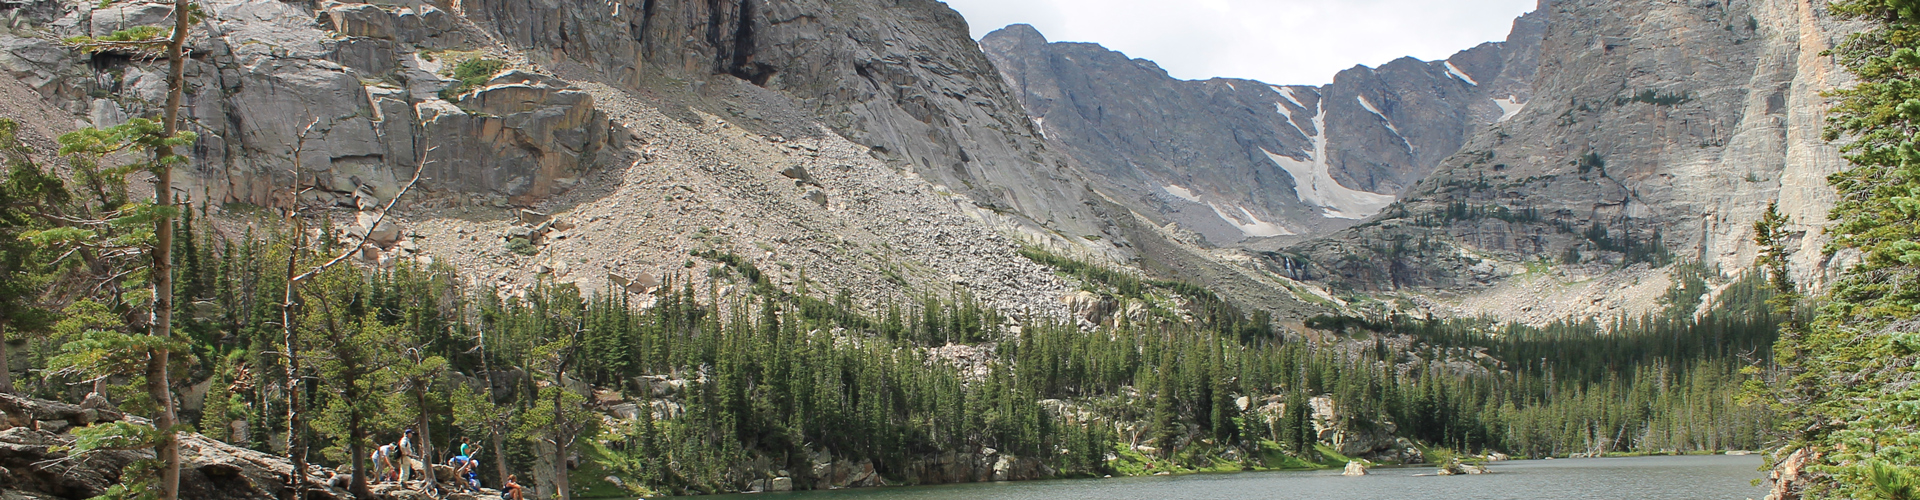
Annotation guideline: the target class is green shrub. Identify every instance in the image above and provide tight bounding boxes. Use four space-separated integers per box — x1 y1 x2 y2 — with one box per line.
439 58 507 102
506 238 538 256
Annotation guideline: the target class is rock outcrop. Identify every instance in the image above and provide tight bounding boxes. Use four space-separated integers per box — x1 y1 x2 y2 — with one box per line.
1436 458 1491 476
0 394 363 500
1284 0 1855 300
0 0 616 207
980 15 1544 246
1306 395 1425 463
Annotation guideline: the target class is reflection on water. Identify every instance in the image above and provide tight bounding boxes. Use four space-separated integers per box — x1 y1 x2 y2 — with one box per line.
681 455 1767 500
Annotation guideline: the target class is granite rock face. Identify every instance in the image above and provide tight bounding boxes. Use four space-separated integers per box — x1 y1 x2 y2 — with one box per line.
456 0 1100 235
1282 0 1853 294
0 0 615 206
980 14 1544 246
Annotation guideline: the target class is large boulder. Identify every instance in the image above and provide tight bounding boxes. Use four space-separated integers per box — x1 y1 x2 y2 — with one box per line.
419 74 613 202
1435 458 1490 476
0 396 351 500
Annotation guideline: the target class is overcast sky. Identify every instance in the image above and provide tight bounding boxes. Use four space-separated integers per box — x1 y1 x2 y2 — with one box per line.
943 0 1539 86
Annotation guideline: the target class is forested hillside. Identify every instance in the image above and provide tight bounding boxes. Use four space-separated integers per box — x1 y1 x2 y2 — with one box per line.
1760 1 1920 499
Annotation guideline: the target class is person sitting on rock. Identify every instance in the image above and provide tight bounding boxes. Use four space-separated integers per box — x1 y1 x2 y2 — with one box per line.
502 474 525 500
447 454 478 491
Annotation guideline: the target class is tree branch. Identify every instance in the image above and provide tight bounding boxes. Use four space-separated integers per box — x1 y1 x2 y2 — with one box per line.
290 145 434 284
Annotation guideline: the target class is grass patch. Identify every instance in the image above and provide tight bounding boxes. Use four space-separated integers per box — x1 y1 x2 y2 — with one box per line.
1311 444 1357 467
439 58 507 102
573 444 651 499
506 238 539 256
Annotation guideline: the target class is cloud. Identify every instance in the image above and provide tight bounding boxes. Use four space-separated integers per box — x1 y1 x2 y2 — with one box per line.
944 0 1538 86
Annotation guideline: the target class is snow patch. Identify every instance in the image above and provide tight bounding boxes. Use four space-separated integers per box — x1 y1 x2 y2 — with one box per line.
1209 202 1293 237
1280 87 1307 110
1445 61 1478 86
1357 96 1403 137
1162 184 1203 203
1273 102 1291 121
1494 97 1526 122
1264 103 1397 219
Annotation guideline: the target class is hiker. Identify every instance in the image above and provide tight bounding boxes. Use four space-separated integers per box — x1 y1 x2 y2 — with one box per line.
502 474 525 500
371 441 399 483
394 429 415 483
458 436 479 459
447 453 478 491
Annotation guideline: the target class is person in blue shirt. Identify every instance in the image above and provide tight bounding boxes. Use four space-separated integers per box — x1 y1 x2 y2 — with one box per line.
447 453 479 490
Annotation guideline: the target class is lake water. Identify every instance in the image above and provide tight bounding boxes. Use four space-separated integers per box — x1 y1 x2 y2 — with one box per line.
700 455 1768 500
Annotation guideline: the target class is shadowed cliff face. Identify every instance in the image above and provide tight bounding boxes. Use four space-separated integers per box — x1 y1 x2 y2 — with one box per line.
1282 0 1853 294
979 12 1545 247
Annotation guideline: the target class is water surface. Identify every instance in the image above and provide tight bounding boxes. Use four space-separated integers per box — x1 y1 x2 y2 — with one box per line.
702 455 1767 500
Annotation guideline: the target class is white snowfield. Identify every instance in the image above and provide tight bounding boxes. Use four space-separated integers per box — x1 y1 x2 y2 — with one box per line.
1494 96 1526 122
1263 101 1397 220
1211 202 1293 237
1276 85 1305 110
1445 61 1479 86
1162 184 1203 203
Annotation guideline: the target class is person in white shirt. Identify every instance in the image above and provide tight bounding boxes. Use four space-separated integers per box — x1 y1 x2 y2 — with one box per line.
371 442 398 483
395 429 416 483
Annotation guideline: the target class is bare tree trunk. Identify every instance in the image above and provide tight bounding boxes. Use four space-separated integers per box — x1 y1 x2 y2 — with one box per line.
147 2 192 498
551 414 570 500
349 408 370 498
415 387 437 494
490 421 508 489
281 226 307 500
0 322 13 394
477 331 510 485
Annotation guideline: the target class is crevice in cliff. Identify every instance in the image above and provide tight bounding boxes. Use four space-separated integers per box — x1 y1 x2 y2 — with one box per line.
723 0 776 86
633 0 657 58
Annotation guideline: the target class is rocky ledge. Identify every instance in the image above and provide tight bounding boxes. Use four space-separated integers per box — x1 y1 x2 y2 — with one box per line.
0 394 502 500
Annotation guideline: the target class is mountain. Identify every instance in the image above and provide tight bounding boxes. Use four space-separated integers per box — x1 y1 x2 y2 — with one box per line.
0 0 1823 498
0 0 1346 326
979 13 1544 247
1274 0 1853 321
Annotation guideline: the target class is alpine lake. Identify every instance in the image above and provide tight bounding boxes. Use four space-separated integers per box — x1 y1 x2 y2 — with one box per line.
677 454 1766 500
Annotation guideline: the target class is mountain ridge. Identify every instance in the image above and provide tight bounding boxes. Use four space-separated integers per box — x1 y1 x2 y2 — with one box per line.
980 10 1545 248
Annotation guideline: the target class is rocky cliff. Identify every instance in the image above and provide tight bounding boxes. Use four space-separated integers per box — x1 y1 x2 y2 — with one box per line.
456 0 1101 236
980 13 1544 247
1273 0 1852 321
0 0 1343 323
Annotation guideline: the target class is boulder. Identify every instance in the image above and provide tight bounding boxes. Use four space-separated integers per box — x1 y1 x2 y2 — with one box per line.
1435 458 1490 476
1060 291 1119 326
420 75 612 202
1343 461 1368 476
0 35 70 93
324 3 398 40
0 398 355 500
780 165 821 187
355 212 402 247
87 2 174 38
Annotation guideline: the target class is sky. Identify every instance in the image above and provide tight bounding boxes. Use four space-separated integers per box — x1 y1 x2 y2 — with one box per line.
942 0 1539 86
